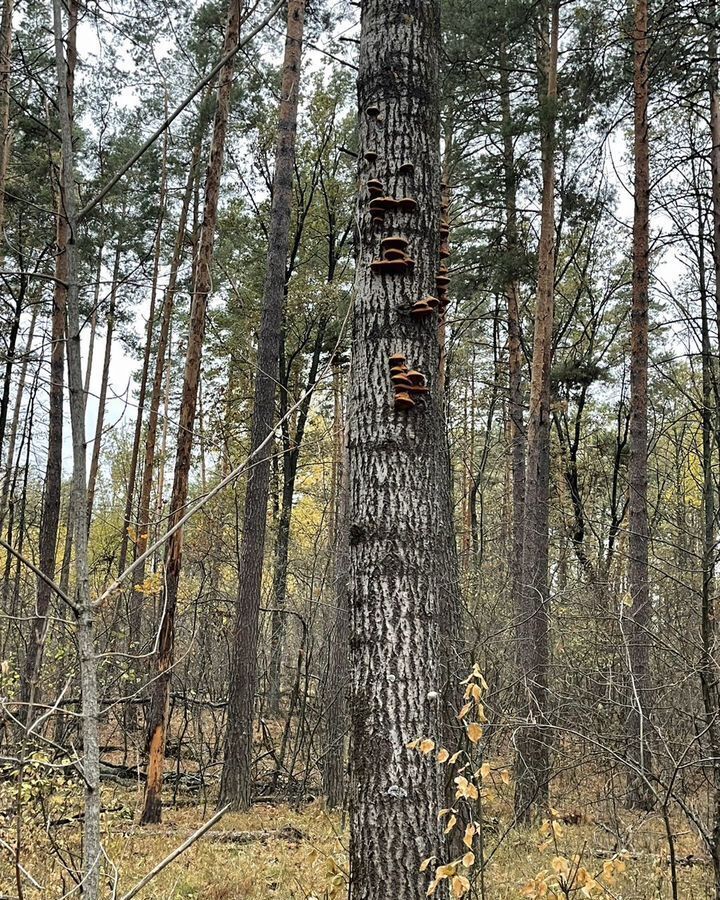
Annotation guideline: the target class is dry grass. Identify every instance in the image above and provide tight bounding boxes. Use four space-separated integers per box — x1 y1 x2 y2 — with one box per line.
1 776 716 898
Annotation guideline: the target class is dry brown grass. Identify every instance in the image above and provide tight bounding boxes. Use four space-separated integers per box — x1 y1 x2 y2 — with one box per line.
0 776 715 898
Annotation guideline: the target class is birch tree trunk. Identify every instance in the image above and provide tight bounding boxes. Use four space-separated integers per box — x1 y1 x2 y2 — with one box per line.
140 0 242 826
347 2 453 896
514 0 558 825
626 0 654 810
53 0 101 893
220 0 306 811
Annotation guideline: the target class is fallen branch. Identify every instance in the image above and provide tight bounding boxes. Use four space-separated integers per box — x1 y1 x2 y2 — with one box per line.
119 805 230 900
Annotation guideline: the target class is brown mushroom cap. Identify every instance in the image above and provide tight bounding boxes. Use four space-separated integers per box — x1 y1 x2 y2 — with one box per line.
389 353 406 366
383 248 409 262
394 392 415 410
424 295 440 309
391 374 412 388
390 366 408 377
397 197 418 212
407 384 430 395
406 370 426 385
440 243 451 259
364 151 378 162
410 302 433 317
436 275 451 288
399 162 415 174
380 236 410 252
371 258 413 274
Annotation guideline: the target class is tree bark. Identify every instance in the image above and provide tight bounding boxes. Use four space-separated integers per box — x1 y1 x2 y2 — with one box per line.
323 361 348 809
514 0 558 825
500 40 526 650
347 2 453 896
267 317 326 715
0 0 14 250
220 0 306 811
626 0 654 810
140 0 243 826
86 241 120 530
53 0 101 893
20 0 78 714
117 136 168 576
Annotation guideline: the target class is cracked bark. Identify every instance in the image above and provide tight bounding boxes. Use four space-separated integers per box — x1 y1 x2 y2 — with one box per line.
348 3 455 896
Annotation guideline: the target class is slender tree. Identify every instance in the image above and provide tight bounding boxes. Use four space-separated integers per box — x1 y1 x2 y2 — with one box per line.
141 0 243 826
626 0 654 809
513 0 559 825
220 0 307 811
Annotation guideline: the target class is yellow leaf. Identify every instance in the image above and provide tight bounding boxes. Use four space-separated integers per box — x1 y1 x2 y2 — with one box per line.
420 856 435 872
552 857 570 878
451 875 471 897
437 748 450 763
463 823 476 848
500 769 510 785
406 739 419 750
462 851 475 868
436 863 457 879
420 739 436 755
444 814 457 834
438 808 451 819
457 702 472 720
454 775 479 801
467 723 483 744
449 750 462 764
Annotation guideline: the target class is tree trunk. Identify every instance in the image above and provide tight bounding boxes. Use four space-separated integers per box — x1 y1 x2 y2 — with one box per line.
131 137 200 611
0 275 25 468
514 0 558 825
220 0 306 811
140 0 242 826
86 241 120 530
20 0 78 714
500 41 526 648
268 318 326 715
0 0 14 250
347 2 453 896
0 299 37 531
324 361 348 809
117 139 168 576
626 0 654 810
53 0 101 893
706 2 720 887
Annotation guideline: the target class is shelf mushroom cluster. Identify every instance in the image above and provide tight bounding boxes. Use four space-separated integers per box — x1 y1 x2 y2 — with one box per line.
371 236 415 274
437 181 451 322
389 353 429 411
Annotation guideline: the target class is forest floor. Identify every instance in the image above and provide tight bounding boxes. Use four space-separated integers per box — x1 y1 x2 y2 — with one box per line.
3 775 715 898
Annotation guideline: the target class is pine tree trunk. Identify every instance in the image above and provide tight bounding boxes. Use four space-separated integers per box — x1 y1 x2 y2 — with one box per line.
86 242 120 530
220 0 306 811
140 0 242 826
118 140 168 576
0 0 14 250
500 42 526 647
268 319 326 715
514 0 558 825
626 0 654 810
53 0 101 893
131 137 200 610
20 0 78 714
324 361 348 809
0 299 37 531
347 2 454 896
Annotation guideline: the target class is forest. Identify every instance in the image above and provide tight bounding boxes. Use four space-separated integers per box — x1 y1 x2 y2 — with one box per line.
2 0 720 896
